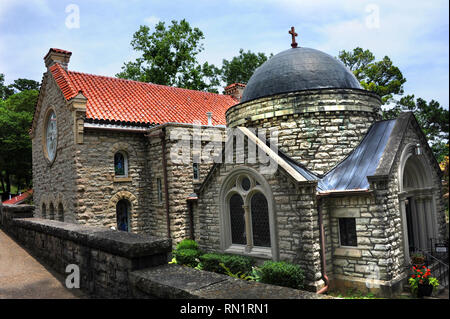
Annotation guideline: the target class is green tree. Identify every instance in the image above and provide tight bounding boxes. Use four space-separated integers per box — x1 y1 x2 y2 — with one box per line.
220 49 272 86
117 19 220 92
338 47 406 104
0 73 15 100
0 89 37 194
10 78 40 92
338 47 448 162
384 94 449 162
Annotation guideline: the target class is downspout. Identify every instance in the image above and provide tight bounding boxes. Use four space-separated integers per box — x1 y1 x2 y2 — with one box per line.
317 196 329 294
160 127 171 239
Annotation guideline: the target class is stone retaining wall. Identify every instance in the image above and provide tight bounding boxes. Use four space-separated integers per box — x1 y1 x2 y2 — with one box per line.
1 204 172 298
1 204 328 299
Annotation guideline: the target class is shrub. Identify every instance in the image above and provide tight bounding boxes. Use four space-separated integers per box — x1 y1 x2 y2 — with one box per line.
258 261 304 289
199 253 254 275
173 248 201 268
175 239 199 251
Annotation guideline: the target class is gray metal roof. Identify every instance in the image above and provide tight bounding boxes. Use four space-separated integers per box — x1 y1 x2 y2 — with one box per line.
279 119 397 191
240 47 362 103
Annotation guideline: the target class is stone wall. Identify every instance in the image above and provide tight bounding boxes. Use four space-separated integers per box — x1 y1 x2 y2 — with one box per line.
226 89 382 174
31 71 78 222
75 128 152 233
2 214 171 298
321 193 402 293
147 125 224 245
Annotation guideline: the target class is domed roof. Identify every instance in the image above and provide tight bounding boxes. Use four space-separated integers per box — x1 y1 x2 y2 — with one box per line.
240 47 362 103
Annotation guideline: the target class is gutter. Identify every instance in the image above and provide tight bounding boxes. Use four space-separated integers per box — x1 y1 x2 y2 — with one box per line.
317 196 329 294
160 127 171 239
317 189 372 198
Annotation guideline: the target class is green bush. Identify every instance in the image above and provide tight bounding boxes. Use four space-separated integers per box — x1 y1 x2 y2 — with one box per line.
258 261 304 289
175 239 199 251
199 253 254 275
173 248 201 267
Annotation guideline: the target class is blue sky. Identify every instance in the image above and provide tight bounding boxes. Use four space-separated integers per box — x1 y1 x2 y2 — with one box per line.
0 0 448 107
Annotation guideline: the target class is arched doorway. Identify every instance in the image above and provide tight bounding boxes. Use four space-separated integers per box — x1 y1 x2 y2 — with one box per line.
399 144 438 261
116 199 130 232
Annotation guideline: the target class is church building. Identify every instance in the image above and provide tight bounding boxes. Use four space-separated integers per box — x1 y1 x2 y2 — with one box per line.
31 32 447 295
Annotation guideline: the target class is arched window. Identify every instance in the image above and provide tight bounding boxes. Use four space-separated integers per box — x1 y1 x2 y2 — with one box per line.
250 192 270 247
220 168 276 259
49 203 55 220
58 203 64 222
42 203 47 219
229 193 246 245
114 152 128 177
116 199 130 232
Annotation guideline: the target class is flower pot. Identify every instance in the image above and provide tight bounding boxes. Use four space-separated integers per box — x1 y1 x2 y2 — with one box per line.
417 283 433 298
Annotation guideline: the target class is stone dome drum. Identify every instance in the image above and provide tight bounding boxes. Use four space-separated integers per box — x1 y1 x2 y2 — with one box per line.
240 47 362 103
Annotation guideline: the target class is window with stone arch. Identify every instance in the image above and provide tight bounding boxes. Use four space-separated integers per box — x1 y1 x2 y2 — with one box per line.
49 202 55 220
42 203 47 219
57 202 64 222
116 199 130 232
114 151 128 177
220 168 277 259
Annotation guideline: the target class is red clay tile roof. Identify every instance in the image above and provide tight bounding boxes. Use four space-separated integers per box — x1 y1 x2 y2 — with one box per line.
2 189 33 205
49 63 236 126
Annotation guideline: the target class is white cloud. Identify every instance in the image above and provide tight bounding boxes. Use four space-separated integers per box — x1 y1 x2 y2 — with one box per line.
144 15 160 26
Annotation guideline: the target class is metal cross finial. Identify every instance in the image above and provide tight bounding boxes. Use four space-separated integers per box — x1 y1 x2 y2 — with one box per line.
289 26 298 48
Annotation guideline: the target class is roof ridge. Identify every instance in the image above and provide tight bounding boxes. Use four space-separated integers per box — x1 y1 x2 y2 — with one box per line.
67 69 234 98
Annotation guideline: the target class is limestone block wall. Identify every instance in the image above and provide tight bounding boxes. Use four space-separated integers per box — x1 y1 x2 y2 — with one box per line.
226 89 382 175
195 158 324 290
147 125 224 245
75 128 151 233
323 195 391 283
5 216 171 298
31 72 78 223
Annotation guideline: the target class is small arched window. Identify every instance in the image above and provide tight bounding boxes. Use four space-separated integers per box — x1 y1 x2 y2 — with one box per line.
42 203 47 219
116 199 130 232
58 203 64 222
114 152 128 177
49 203 55 220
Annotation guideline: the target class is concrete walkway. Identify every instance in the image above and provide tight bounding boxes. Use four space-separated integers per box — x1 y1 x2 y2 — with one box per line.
0 229 86 299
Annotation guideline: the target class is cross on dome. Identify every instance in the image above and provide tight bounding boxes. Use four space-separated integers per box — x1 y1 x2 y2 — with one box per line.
289 26 298 48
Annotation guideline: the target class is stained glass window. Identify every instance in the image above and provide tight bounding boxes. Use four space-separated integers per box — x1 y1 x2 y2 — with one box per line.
157 178 163 203
114 152 126 176
46 111 57 161
241 177 251 191
116 199 129 231
229 193 246 245
193 162 199 180
339 218 357 247
251 192 271 247
49 203 55 220
58 203 64 222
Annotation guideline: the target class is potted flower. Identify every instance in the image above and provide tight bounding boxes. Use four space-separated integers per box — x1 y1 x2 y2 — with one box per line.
408 266 440 298
411 252 425 267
